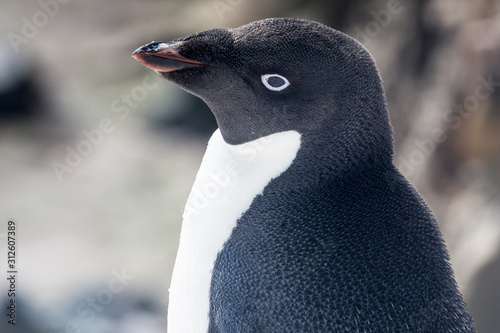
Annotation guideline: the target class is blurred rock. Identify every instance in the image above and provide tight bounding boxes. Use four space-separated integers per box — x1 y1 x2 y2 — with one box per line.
0 42 41 120
468 246 500 333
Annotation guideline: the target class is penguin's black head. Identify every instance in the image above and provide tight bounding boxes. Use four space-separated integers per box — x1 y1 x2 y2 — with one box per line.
133 18 392 155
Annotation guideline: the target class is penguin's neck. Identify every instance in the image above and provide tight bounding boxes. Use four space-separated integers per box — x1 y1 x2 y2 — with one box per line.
294 114 394 188
167 129 301 332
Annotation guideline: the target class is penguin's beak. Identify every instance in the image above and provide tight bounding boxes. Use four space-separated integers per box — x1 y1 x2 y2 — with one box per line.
132 41 206 72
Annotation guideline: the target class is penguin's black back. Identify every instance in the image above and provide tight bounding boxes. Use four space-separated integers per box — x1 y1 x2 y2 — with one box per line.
209 145 474 331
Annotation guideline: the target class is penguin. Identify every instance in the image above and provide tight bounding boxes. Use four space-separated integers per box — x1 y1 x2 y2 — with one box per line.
132 18 475 332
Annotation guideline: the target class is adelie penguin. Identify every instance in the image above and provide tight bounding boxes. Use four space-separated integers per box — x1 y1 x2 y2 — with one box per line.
133 18 475 332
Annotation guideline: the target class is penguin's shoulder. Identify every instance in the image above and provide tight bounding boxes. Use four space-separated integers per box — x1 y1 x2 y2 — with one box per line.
209 163 472 331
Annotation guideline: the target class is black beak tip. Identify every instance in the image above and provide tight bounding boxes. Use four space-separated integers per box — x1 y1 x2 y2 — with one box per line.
132 41 180 57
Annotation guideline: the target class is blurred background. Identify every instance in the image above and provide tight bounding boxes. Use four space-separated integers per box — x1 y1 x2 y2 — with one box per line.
0 0 499 332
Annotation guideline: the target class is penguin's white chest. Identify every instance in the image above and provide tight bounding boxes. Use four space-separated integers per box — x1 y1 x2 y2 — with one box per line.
167 129 301 332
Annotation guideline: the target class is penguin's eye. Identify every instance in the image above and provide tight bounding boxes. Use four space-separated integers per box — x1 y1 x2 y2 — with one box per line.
261 74 290 91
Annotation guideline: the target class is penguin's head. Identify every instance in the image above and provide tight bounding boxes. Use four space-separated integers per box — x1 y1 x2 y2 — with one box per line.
133 18 392 151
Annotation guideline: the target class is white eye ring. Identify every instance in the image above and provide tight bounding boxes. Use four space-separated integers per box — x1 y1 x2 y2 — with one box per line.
261 74 290 91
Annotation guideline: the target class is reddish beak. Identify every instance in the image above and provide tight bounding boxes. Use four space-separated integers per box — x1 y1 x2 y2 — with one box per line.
132 41 206 72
